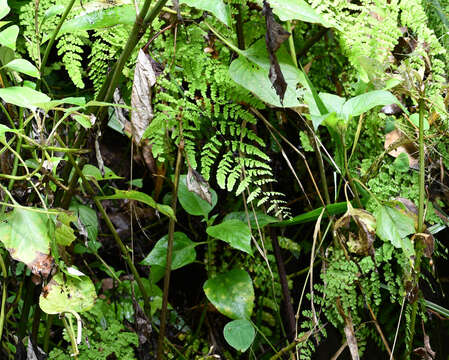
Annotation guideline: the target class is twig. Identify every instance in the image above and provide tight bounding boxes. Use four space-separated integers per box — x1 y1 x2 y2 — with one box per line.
157 139 183 360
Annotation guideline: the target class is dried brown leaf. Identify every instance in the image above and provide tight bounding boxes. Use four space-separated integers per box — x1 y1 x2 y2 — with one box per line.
187 166 212 205
131 49 158 143
262 0 290 104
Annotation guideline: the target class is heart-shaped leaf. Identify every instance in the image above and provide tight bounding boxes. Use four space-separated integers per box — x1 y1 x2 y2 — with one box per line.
203 269 254 320
223 319 255 352
141 232 197 270
207 220 252 255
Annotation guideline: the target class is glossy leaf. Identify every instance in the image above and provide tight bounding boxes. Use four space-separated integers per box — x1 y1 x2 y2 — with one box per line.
141 232 197 270
342 90 405 119
375 205 415 257
39 271 96 314
229 40 306 107
178 174 217 217
97 189 175 220
0 86 50 110
0 25 18 50
180 0 231 26
223 319 255 352
2 59 40 78
203 269 254 320
254 0 329 26
207 220 252 255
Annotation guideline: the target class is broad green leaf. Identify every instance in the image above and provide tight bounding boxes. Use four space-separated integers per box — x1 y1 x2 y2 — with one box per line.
0 25 18 50
392 153 410 172
229 40 306 108
72 114 93 129
0 86 50 110
0 0 10 20
0 208 51 265
53 211 77 246
179 0 231 26
374 205 415 257
140 232 197 270
254 0 330 26
203 269 254 319
223 319 255 352
0 46 14 66
223 211 276 229
410 113 429 131
97 189 175 220
39 271 96 314
178 175 217 217
82 164 123 180
342 90 405 119
70 201 98 244
207 220 252 255
1 59 40 78
53 5 136 40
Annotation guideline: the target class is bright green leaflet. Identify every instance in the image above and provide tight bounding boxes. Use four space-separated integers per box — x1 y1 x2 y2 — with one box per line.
39 272 96 314
223 319 255 352
0 0 9 19
82 164 123 180
53 211 77 247
253 0 330 26
140 232 197 270
206 220 252 255
0 25 18 50
178 174 217 218
203 269 254 320
1 59 40 78
0 86 50 110
97 189 175 220
392 153 410 173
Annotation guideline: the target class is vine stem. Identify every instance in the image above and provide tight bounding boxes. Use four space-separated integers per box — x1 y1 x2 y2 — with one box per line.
408 98 426 354
157 139 183 360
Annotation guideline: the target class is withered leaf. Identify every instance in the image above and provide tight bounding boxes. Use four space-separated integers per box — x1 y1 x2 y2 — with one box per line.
187 166 212 205
131 49 159 143
262 0 290 105
334 205 376 257
336 298 360 360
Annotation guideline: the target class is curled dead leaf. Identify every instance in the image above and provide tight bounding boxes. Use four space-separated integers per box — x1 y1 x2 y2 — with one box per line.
334 206 376 257
385 129 418 169
187 166 212 205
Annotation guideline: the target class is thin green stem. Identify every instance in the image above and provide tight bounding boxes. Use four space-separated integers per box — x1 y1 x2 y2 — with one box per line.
62 145 152 316
408 98 426 354
343 133 362 208
0 254 7 342
157 140 183 360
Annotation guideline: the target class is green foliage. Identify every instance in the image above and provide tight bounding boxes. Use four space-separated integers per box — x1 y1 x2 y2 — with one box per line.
48 299 138 359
